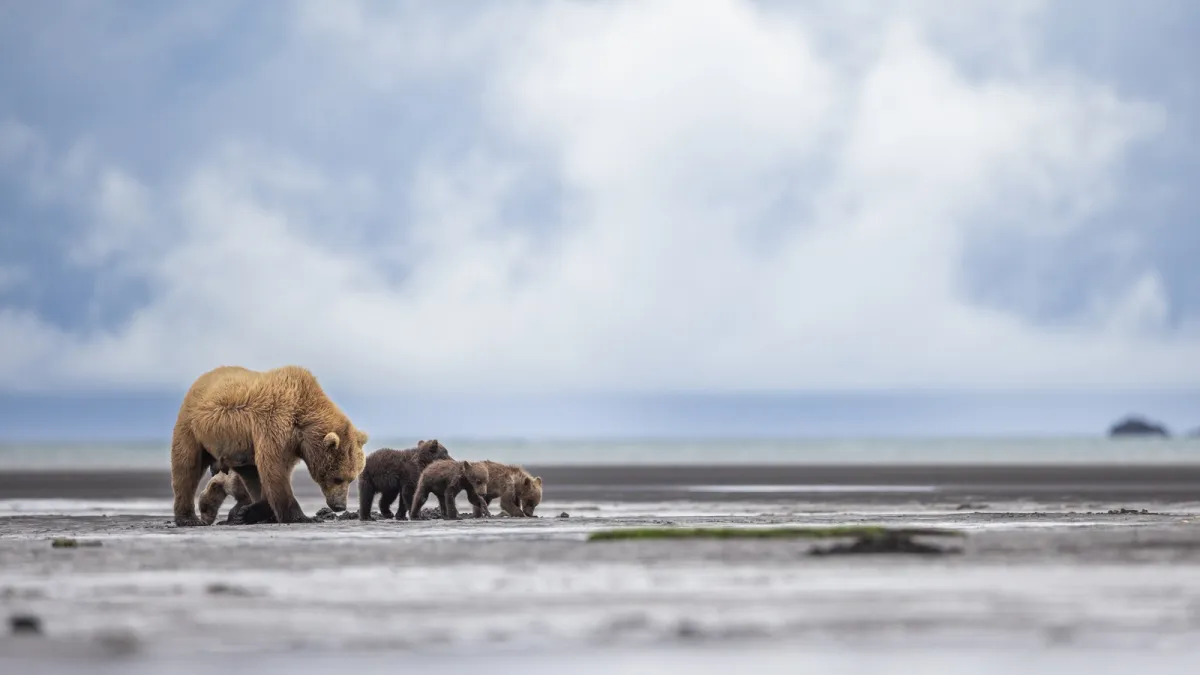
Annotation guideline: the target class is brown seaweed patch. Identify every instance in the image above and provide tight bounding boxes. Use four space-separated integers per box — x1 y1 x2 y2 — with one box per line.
586 525 965 542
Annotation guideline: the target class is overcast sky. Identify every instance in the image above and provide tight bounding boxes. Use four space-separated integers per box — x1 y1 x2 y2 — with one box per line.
1 1 1197 438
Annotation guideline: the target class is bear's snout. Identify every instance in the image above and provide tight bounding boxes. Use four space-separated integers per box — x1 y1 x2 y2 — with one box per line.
326 498 347 512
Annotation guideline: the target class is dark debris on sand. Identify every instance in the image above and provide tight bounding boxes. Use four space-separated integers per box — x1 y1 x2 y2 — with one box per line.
314 508 372 521
204 582 256 597
808 532 962 556
8 614 42 636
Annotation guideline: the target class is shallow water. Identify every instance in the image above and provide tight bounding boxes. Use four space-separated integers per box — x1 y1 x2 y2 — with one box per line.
3 436 1200 470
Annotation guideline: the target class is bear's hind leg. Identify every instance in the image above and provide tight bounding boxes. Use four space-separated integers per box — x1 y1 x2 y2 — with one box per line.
440 488 459 520
170 426 208 527
397 484 415 521
409 478 432 520
377 487 399 520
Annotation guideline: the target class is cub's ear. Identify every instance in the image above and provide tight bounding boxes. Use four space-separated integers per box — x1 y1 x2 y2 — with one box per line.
417 439 427 447
522 477 532 489
533 476 543 486
355 429 369 447
462 460 472 470
324 432 341 450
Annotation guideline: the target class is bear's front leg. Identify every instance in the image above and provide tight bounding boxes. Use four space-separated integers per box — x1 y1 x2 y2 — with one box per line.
499 491 524 517
257 449 315 524
395 488 412 521
468 489 490 518
358 480 377 522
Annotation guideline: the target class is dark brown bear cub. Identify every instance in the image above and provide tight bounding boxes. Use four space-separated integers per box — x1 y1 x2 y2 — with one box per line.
358 440 452 521
409 459 490 521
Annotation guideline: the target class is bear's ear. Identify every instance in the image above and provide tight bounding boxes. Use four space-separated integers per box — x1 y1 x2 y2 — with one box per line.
323 432 341 451
355 429 369 447
522 477 532 489
534 476 543 486
462 460 471 470
417 439 427 447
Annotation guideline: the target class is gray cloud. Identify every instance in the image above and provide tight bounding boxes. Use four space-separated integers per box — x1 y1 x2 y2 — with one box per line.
0 0 1197 394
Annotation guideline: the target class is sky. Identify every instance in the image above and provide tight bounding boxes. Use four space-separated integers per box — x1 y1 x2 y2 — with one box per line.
0 0 1198 440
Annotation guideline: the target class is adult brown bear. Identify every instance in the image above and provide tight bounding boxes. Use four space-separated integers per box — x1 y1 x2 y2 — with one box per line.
169 365 368 526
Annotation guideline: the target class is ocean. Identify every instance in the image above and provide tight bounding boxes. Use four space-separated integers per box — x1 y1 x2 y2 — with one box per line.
1 436 1198 471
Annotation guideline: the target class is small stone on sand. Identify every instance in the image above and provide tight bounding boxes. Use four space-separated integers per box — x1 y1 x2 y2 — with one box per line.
9 614 41 635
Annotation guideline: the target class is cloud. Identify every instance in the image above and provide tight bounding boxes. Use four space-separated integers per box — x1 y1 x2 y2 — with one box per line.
0 0 1196 395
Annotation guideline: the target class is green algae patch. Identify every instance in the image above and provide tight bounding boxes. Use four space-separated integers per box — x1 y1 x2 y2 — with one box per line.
586 525 965 542
50 537 102 548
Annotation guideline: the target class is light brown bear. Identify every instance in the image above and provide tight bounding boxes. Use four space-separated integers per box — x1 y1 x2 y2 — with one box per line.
169 365 369 526
198 470 252 525
409 459 489 521
473 460 543 518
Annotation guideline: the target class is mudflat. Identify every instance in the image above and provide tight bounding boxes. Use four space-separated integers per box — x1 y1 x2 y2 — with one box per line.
2 465 1200 673
7 462 1200 502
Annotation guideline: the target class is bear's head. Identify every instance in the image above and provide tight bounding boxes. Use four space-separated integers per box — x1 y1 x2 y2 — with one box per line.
460 460 490 500
306 424 369 512
517 475 543 517
416 439 452 465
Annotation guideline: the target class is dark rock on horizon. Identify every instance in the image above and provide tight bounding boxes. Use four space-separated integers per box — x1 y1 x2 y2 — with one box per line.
1108 415 1170 438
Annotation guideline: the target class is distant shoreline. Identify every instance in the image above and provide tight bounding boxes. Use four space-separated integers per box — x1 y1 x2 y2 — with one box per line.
5 463 1200 503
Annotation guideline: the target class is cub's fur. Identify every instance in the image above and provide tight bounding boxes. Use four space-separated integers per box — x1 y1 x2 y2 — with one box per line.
358 440 452 521
409 460 489 521
474 460 544 518
198 471 253 525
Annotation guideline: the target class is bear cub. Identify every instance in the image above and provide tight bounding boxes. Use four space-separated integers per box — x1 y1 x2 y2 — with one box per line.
358 439 452 521
474 460 544 518
409 459 490 521
198 470 253 525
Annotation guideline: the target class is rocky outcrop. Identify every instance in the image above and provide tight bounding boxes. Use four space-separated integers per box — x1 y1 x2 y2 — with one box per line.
1108 415 1170 438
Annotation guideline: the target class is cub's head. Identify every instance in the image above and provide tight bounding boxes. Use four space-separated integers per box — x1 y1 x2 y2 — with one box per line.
307 424 369 512
517 475 543 517
461 461 490 499
198 473 233 525
416 439 452 465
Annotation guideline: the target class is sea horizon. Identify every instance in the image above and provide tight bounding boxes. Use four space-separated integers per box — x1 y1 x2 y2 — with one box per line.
2 435 1199 471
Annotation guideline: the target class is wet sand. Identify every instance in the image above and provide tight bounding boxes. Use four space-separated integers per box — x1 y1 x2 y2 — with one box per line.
7 462 1200 502
3 464 1200 672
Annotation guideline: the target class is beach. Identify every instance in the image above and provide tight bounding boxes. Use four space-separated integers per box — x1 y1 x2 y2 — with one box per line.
4 462 1200 672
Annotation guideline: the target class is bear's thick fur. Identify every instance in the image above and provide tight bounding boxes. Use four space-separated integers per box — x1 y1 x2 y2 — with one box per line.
409 459 489 521
473 460 543 518
358 439 452 521
198 471 252 525
169 365 369 526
